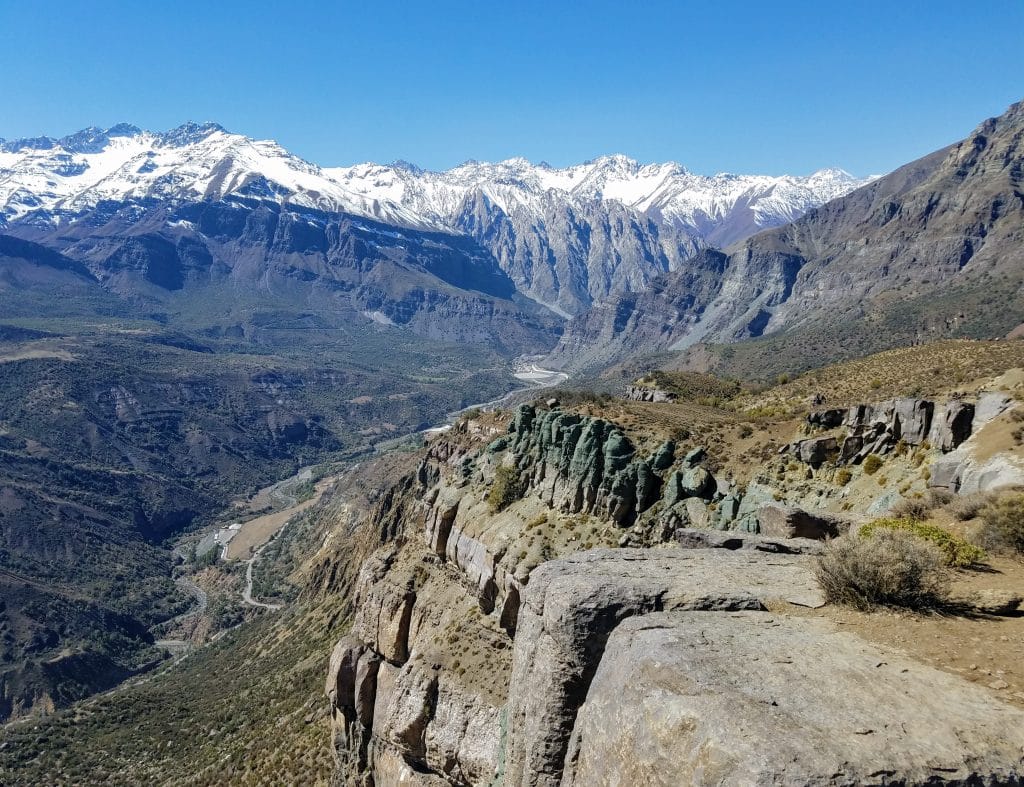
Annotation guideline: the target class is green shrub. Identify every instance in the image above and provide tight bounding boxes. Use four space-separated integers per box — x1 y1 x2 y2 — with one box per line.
193 545 220 568
862 454 883 475
860 517 985 567
976 493 1024 553
487 465 524 513
292 479 315 503
816 530 948 610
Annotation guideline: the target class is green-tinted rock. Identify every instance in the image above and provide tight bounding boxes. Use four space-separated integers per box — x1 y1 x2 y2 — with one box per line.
569 419 608 482
680 466 713 498
634 461 661 513
651 440 676 471
607 466 639 526
603 429 635 476
733 482 775 532
511 404 536 449
717 494 740 530
662 471 684 507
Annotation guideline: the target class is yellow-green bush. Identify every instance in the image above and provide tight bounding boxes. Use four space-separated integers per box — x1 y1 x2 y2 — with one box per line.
860 517 985 567
487 464 524 513
862 454 883 475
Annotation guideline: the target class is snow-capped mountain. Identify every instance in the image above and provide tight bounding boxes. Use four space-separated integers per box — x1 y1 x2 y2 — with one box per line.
0 122 430 230
326 156 868 313
326 154 865 247
0 123 869 314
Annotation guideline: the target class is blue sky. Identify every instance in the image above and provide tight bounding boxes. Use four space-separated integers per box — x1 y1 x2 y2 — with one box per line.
1 1 1021 176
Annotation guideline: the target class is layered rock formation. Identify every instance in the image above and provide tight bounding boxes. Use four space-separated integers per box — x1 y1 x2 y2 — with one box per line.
622 383 677 402
327 405 1024 785
565 611 1024 786
5 198 562 353
787 391 1014 471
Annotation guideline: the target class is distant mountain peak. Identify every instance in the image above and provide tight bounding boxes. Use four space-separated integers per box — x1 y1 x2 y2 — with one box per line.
158 121 228 147
106 122 143 137
588 153 640 169
390 159 423 174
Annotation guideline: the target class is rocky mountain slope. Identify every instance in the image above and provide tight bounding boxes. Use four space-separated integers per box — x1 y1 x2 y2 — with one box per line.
0 122 430 229
0 125 864 317
0 125 567 724
551 99 1024 372
319 349 1024 785
3 203 561 356
0 124 561 352
328 157 866 314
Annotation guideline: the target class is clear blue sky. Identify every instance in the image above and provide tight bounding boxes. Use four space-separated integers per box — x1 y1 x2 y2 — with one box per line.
1 0 1021 176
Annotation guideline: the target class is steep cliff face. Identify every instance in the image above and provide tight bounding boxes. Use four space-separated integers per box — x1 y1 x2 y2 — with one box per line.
551 100 1024 371
453 191 699 316
325 399 1024 785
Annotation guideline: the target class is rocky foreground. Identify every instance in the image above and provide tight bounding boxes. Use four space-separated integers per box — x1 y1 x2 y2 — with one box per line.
325 390 1024 785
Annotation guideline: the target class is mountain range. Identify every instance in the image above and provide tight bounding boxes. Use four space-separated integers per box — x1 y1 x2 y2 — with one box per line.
552 99 1024 374
1 100 1021 726
0 124 866 316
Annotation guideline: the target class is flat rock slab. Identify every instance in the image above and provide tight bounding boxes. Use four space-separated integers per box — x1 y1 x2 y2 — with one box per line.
523 548 826 614
505 549 825 787
565 611 1024 786
674 526 826 555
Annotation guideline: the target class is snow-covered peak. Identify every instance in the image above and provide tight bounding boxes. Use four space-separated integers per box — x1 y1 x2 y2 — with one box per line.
324 154 869 240
0 123 870 244
0 123 434 229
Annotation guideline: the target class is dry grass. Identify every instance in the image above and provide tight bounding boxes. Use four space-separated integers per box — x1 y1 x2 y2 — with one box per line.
947 492 994 522
891 497 933 521
890 489 952 521
816 530 949 610
732 339 1024 414
862 454 883 475
976 493 1024 553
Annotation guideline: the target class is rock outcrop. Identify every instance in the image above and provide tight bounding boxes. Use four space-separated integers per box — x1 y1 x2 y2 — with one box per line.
503 548 825 787
928 391 1023 494
328 404 1024 786
756 502 849 539
564 611 1024 786
622 384 677 403
789 392 1014 467
504 404 669 527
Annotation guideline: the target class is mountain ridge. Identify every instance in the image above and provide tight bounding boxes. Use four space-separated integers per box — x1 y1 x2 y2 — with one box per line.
548 99 1024 373
0 123 867 315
